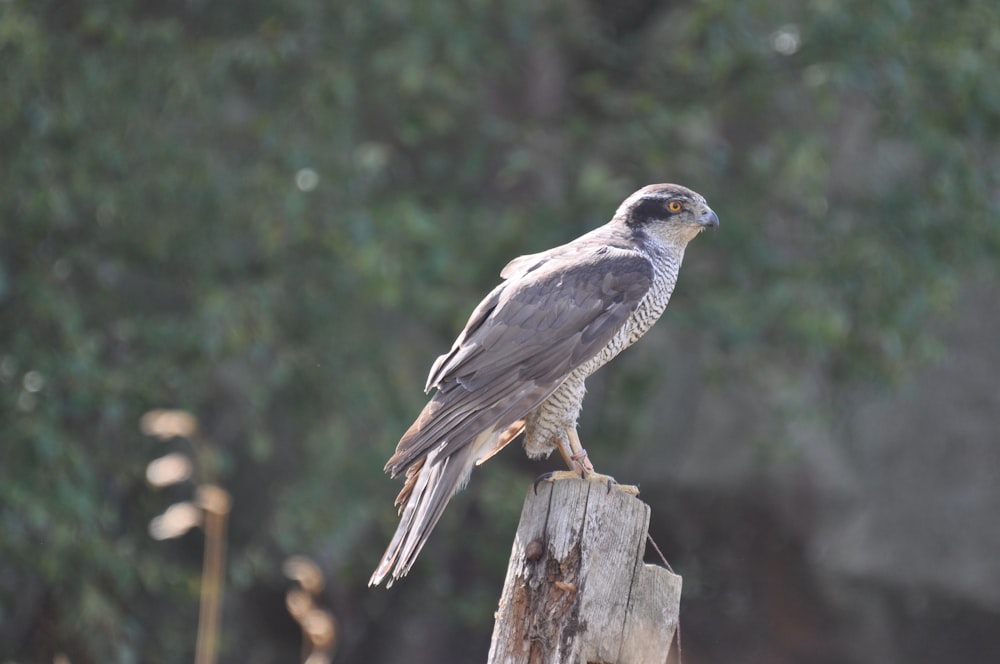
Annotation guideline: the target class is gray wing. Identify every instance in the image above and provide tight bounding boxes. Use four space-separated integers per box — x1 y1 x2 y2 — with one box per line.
385 244 653 476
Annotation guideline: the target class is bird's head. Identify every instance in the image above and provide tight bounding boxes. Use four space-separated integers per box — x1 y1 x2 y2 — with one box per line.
615 183 719 246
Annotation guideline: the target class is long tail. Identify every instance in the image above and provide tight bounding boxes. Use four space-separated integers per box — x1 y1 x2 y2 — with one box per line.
369 430 495 587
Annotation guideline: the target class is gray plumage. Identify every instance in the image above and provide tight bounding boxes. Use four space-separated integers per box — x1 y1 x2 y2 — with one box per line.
370 183 718 587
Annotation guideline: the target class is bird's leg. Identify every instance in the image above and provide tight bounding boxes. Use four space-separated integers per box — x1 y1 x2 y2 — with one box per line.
566 427 594 479
537 427 639 496
555 427 593 477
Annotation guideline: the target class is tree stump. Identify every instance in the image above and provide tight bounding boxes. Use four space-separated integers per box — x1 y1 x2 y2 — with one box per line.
488 478 682 664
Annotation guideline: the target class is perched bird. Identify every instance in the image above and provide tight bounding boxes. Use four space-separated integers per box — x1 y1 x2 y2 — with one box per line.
370 183 718 587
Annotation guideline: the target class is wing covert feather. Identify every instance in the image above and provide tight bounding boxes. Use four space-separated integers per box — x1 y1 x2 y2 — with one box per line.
388 245 652 473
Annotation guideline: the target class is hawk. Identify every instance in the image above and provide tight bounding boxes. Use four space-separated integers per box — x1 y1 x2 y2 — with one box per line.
370 183 718 587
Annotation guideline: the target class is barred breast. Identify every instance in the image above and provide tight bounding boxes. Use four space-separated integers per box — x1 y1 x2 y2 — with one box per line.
522 250 681 457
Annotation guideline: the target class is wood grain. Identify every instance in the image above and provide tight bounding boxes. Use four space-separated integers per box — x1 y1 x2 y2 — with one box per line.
489 479 681 663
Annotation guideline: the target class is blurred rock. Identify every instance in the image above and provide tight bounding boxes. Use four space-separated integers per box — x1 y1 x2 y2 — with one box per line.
616 278 1000 663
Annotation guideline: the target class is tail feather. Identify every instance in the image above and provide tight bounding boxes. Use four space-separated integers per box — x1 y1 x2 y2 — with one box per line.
369 429 498 587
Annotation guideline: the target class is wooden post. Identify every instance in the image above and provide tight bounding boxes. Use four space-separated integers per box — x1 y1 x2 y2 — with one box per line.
488 478 681 664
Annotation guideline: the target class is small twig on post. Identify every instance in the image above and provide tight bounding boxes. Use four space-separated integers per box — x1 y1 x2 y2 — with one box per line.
489 478 682 664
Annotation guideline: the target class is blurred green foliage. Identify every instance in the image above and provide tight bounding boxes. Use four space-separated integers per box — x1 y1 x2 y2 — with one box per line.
1 0 998 661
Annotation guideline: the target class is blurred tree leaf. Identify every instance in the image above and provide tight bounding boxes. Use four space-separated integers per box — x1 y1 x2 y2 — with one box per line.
1 0 997 661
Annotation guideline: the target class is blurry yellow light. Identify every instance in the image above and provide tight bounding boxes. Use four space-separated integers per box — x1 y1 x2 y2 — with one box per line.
302 608 336 648
196 484 231 515
282 555 325 594
149 501 202 540
286 588 313 621
140 409 198 439
146 452 193 488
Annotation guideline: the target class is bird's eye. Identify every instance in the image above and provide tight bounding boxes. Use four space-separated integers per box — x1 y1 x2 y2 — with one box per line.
667 200 683 212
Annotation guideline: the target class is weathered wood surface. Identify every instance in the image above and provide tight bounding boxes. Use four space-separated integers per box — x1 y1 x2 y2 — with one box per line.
488 478 682 664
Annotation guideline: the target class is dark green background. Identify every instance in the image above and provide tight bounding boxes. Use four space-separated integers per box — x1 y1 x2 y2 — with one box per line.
2 0 998 662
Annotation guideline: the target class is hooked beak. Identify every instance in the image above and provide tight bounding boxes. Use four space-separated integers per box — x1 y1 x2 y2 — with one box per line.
699 206 720 231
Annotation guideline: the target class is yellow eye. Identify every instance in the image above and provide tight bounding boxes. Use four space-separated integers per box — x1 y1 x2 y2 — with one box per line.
667 200 683 212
